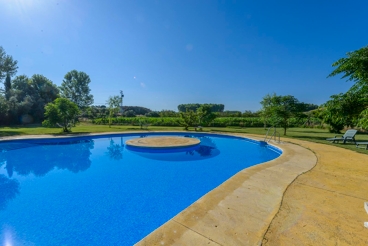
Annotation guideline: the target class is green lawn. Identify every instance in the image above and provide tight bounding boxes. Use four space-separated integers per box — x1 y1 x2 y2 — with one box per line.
1 123 367 154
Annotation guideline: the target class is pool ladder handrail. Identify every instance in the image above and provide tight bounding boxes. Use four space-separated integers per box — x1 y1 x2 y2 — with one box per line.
264 126 280 143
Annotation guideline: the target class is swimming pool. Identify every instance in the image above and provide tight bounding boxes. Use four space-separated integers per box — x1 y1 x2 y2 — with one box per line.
0 132 281 245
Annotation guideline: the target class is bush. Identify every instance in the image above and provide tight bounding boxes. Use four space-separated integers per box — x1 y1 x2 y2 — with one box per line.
145 111 160 117
123 110 136 117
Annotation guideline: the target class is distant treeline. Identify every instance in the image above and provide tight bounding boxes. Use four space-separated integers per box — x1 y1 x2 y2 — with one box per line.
92 116 322 128
177 104 225 112
122 106 151 115
87 105 261 118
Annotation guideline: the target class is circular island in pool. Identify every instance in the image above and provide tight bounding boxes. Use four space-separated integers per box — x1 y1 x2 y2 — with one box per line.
125 136 200 149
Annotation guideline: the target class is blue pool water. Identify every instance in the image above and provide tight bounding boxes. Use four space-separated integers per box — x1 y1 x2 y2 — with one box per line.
0 133 281 245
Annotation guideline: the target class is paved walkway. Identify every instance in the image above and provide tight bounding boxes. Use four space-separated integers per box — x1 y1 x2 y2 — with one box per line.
262 138 368 245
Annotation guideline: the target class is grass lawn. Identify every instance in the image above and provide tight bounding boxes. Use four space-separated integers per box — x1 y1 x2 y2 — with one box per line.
1 123 368 154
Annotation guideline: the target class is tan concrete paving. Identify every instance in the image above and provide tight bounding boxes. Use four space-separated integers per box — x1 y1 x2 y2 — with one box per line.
136 136 317 246
262 138 368 246
126 136 200 148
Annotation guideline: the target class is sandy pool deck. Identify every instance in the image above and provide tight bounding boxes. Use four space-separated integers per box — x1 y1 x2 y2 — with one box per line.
262 137 368 246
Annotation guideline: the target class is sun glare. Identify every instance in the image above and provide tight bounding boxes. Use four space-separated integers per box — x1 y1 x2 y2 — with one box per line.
1 0 39 15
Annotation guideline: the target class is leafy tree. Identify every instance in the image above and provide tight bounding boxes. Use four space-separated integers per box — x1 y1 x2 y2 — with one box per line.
302 108 323 128
145 111 160 117
124 110 136 117
159 110 178 117
0 46 18 83
4 75 11 100
358 109 368 130
178 103 200 112
327 46 368 131
59 70 94 109
107 95 121 127
242 110 260 117
219 111 242 117
179 110 197 130
322 92 367 132
122 106 151 115
328 45 368 90
0 94 8 124
28 74 60 121
302 103 319 112
197 105 216 126
7 75 34 123
86 106 99 119
86 105 108 119
178 103 224 112
6 75 59 123
260 94 307 135
42 98 80 132
260 94 275 128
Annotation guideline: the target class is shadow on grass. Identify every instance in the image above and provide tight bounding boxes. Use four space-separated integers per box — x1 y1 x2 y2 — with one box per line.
211 128 248 133
289 130 327 134
288 135 327 141
0 131 23 137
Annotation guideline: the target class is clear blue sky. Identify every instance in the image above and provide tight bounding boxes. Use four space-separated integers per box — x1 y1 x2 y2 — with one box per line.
1 0 367 111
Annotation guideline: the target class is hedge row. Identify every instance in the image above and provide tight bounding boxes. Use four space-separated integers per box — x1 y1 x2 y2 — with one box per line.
92 117 322 127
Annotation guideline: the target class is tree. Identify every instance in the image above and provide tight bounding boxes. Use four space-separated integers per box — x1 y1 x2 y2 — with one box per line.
358 109 368 130
260 94 307 135
0 47 18 106
145 111 160 117
106 95 121 127
59 70 94 108
121 106 151 115
322 92 367 132
29 74 60 121
159 110 178 117
6 75 59 124
0 94 8 125
219 111 242 117
327 46 368 131
123 110 136 117
4 75 11 100
179 110 197 130
0 46 18 83
260 94 275 129
7 75 34 124
178 103 225 112
42 98 80 132
328 45 368 90
197 105 216 126
242 110 260 117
